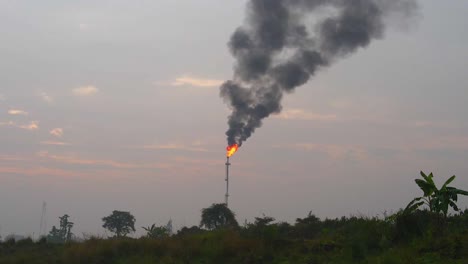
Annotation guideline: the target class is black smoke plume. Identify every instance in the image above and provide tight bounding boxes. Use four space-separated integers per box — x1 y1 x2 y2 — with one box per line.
220 0 418 146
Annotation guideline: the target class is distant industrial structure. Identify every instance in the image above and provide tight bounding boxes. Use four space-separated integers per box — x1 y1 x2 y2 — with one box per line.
166 219 173 235
39 201 47 237
225 157 231 206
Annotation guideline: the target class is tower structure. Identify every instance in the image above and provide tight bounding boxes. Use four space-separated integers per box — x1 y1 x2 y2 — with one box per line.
225 157 231 206
39 201 47 237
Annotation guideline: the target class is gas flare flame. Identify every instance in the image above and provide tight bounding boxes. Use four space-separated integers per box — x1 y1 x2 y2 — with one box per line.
226 144 239 158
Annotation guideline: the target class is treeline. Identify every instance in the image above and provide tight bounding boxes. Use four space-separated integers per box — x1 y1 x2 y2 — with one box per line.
1 208 468 263
0 171 467 263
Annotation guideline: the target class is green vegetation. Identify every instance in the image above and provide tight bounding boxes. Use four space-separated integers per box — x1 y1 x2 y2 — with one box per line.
405 171 468 217
1 172 467 263
102 210 136 238
47 214 74 243
200 203 239 230
142 224 170 239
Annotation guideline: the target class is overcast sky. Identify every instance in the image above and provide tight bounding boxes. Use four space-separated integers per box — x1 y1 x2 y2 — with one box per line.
1 0 468 238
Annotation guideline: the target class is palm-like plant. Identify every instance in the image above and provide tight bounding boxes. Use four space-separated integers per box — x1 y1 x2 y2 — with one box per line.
405 171 468 217
142 224 169 239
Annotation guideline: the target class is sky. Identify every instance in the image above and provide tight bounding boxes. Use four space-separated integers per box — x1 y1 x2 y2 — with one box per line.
1 0 468 238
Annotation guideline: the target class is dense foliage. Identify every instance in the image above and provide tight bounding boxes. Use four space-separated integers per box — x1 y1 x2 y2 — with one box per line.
200 203 239 230
1 209 468 264
1 172 467 263
47 214 74 243
142 224 170 239
405 172 468 217
102 210 136 238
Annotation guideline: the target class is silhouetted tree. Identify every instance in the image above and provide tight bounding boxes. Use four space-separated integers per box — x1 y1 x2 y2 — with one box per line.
200 203 238 230
254 215 275 226
102 210 135 237
47 214 74 243
295 211 322 239
176 226 204 236
245 214 277 239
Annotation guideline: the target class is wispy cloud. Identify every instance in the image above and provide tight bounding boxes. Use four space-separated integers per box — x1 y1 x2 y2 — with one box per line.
79 23 89 31
50 128 63 137
0 120 39 131
40 141 71 146
274 109 337 121
37 152 168 169
274 143 368 161
407 136 468 151
72 85 99 96
169 76 223 88
40 92 54 103
8 109 28 116
0 154 26 162
140 142 210 152
0 121 14 126
19 121 39 130
0 166 89 178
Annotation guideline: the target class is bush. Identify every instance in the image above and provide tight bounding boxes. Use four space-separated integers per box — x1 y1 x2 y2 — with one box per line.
393 210 437 242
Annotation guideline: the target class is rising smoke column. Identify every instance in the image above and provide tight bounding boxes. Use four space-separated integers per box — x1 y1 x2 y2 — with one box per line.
220 0 417 146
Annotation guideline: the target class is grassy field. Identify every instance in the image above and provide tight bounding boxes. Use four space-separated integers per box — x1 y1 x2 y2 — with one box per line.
1 210 467 264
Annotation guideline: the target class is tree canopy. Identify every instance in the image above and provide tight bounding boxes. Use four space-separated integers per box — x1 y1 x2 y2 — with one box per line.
102 210 136 237
200 203 238 230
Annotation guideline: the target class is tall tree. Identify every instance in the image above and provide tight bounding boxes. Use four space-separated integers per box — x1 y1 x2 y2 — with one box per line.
102 210 136 237
200 203 238 230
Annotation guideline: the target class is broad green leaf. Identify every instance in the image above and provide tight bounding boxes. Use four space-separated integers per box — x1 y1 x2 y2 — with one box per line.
420 171 432 183
404 197 423 212
420 171 435 185
404 200 424 213
409 172 465 216
449 201 459 211
455 189 468 196
442 175 456 189
415 179 435 196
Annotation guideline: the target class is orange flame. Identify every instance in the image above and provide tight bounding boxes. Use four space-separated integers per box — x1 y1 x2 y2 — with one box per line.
226 144 239 158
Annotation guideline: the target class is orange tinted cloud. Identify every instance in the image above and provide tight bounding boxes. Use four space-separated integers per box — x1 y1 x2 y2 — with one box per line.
19 121 39 130
170 76 223 87
40 92 54 103
274 109 337 121
37 152 169 169
275 143 368 161
0 121 39 130
49 128 64 137
141 143 209 152
0 155 26 161
0 121 14 126
40 141 71 146
0 166 89 178
72 86 99 96
8 109 28 115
